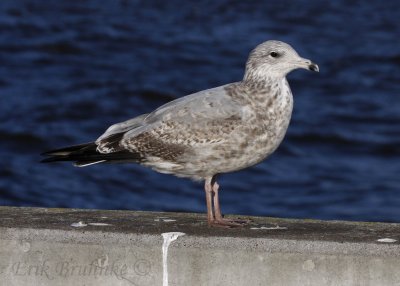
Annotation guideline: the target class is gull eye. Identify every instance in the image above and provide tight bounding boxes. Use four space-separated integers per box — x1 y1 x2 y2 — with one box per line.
269 51 279 58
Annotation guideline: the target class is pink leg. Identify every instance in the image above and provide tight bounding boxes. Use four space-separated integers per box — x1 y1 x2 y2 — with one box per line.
209 176 249 227
204 177 214 225
212 181 223 221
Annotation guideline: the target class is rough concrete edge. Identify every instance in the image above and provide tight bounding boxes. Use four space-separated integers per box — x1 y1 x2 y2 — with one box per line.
3 206 400 227
1 226 399 257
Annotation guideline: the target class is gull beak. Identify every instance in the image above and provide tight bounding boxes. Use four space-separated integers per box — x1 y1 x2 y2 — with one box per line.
298 57 319 72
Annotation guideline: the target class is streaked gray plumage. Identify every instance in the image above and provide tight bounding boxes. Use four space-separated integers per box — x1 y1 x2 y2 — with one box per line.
42 40 319 227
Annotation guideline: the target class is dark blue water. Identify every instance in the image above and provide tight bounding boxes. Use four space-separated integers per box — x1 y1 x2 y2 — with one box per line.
0 1 399 222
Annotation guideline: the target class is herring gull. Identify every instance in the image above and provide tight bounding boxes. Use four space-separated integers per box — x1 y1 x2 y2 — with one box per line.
42 40 319 227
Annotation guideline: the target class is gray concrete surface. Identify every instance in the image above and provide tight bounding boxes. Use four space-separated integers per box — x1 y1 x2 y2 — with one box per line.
0 206 399 286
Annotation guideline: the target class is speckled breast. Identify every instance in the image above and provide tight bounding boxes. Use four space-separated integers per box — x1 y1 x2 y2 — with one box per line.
209 78 294 175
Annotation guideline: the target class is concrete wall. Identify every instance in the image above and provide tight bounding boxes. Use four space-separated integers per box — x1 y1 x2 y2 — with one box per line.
0 206 399 286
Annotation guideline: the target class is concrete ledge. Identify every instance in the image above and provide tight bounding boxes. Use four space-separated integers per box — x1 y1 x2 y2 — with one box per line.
0 207 399 286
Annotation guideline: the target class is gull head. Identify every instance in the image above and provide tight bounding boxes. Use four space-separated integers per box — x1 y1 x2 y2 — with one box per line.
244 40 319 82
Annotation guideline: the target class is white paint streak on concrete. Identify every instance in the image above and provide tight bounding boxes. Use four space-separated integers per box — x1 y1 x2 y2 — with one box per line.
377 238 397 243
155 218 177 222
250 226 287 230
70 221 87 227
88 223 111 226
162 232 185 286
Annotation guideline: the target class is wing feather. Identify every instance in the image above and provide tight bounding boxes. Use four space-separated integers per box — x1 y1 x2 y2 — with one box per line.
96 84 244 161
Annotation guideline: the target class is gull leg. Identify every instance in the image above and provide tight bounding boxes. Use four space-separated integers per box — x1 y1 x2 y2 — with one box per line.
204 177 214 225
212 180 223 221
211 176 249 227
